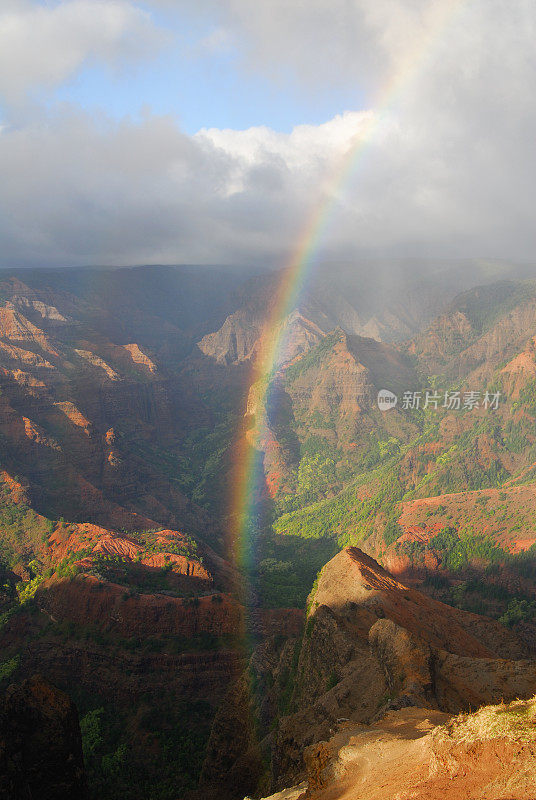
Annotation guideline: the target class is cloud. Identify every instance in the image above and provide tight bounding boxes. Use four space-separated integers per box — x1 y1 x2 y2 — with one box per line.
144 0 468 96
0 0 534 268
197 111 374 191
0 0 166 103
0 108 325 267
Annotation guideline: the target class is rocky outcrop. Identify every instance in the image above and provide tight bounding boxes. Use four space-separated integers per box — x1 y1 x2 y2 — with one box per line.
48 523 214 592
0 675 87 799
267 698 536 800
36 575 243 638
283 330 418 430
311 548 526 659
248 329 421 500
245 785 307 800
271 548 536 789
368 619 435 708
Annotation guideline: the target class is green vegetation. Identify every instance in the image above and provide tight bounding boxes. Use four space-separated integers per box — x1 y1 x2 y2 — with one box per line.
0 485 53 567
326 670 339 691
0 653 20 685
281 453 338 512
133 530 200 561
383 517 403 546
256 535 337 608
273 465 403 548
78 698 213 800
276 639 301 716
499 598 536 628
415 536 536 623
36 613 238 654
514 377 536 415
127 403 240 517
427 526 505 572
90 553 184 594
284 331 343 381
182 414 238 512
399 524 536 578
439 695 536 744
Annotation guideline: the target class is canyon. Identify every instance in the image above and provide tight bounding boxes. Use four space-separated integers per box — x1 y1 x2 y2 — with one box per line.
1 262 536 798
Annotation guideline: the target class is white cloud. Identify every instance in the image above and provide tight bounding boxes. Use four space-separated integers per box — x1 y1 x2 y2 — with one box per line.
0 0 165 102
197 111 374 193
0 0 534 267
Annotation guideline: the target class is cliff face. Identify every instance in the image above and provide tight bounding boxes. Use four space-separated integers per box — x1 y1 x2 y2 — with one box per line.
407 281 536 379
270 548 536 789
284 332 409 427
261 700 536 800
310 548 526 659
36 576 243 638
245 329 420 504
0 675 87 800
197 261 467 367
0 267 257 546
198 609 304 800
0 269 257 799
4 265 536 799
1 574 247 799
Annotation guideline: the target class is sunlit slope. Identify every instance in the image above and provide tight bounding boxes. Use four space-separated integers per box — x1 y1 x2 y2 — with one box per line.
264 280 536 625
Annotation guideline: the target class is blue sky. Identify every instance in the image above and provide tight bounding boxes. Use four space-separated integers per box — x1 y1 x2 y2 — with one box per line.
52 53 365 134
48 6 366 134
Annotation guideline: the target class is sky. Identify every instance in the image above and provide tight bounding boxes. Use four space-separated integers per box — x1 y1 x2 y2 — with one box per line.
0 0 535 269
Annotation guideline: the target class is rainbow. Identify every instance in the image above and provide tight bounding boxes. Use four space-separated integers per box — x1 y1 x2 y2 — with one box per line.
228 0 468 600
